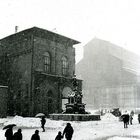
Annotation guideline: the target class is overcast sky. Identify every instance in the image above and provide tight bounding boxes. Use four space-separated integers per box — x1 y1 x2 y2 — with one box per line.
1 0 140 63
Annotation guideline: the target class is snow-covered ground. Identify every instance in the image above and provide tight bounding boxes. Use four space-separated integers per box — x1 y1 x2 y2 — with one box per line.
0 113 140 140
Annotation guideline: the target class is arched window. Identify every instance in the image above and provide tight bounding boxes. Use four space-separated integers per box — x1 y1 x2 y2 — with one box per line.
62 56 68 75
44 52 51 73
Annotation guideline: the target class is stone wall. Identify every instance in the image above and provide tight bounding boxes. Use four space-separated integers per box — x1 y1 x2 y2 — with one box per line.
0 27 80 116
33 36 75 77
0 32 33 116
0 86 8 117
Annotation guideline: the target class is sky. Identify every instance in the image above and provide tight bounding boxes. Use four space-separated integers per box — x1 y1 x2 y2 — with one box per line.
1 0 140 63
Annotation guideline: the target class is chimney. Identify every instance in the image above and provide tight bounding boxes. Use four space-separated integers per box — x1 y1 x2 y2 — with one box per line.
15 26 18 33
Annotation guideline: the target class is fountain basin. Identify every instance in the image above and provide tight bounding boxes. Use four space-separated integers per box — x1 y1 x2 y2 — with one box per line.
49 113 101 121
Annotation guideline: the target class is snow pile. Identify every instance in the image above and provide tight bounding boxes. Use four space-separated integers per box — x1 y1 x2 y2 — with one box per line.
3 116 66 129
87 109 101 115
131 130 140 137
4 116 40 127
0 115 140 140
101 113 119 121
44 120 66 130
0 118 8 125
107 136 139 140
133 114 139 122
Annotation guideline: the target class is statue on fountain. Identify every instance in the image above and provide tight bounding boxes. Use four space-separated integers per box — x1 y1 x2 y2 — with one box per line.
64 75 86 114
50 75 100 121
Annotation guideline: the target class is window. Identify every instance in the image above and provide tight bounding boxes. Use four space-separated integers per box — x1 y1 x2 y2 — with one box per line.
62 56 68 75
44 52 51 73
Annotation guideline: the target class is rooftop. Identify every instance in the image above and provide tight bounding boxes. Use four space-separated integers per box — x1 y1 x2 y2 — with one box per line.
0 26 80 45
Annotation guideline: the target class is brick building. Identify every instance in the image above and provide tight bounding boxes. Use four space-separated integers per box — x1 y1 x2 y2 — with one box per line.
0 27 81 116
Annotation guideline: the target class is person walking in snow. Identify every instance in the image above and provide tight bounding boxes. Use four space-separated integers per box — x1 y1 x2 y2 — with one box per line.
63 123 74 140
122 114 129 128
129 114 133 125
126 114 129 125
55 131 63 140
5 127 13 140
41 116 46 132
31 130 40 140
138 114 140 124
13 129 22 140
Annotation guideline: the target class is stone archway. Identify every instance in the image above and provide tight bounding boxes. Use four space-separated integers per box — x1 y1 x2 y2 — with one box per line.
36 81 57 116
41 87 57 115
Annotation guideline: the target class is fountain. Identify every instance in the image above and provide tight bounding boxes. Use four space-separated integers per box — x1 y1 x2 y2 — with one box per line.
50 76 101 121
63 76 86 114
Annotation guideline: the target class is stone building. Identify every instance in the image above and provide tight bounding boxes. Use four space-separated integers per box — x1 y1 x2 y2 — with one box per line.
0 86 8 117
76 38 140 110
0 27 81 116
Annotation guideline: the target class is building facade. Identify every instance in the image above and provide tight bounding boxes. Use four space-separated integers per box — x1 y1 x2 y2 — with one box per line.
0 27 81 116
76 38 140 110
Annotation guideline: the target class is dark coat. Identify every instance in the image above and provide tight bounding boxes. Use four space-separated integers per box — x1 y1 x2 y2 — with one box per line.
5 128 13 140
126 114 130 122
130 115 133 120
63 124 74 139
41 117 46 126
55 134 63 140
122 114 129 123
31 134 40 140
13 131 22 140
138 114 140 119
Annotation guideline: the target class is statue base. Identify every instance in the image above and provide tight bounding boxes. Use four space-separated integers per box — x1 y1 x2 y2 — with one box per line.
49 113 101 121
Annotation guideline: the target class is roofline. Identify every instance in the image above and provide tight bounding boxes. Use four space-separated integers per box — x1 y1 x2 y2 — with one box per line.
0 26 80 45
33 26 80 44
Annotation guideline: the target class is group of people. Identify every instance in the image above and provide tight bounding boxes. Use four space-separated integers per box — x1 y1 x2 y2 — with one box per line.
5 127 22 140
55 123 74 140
4 116 46 140
122 114 133 128
40 116 74 140
121 111 139 128
5 128 41 140
4 121 74 140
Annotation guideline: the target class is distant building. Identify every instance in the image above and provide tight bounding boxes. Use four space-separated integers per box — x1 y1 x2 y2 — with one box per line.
76 38 140 110
0 27 82 116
